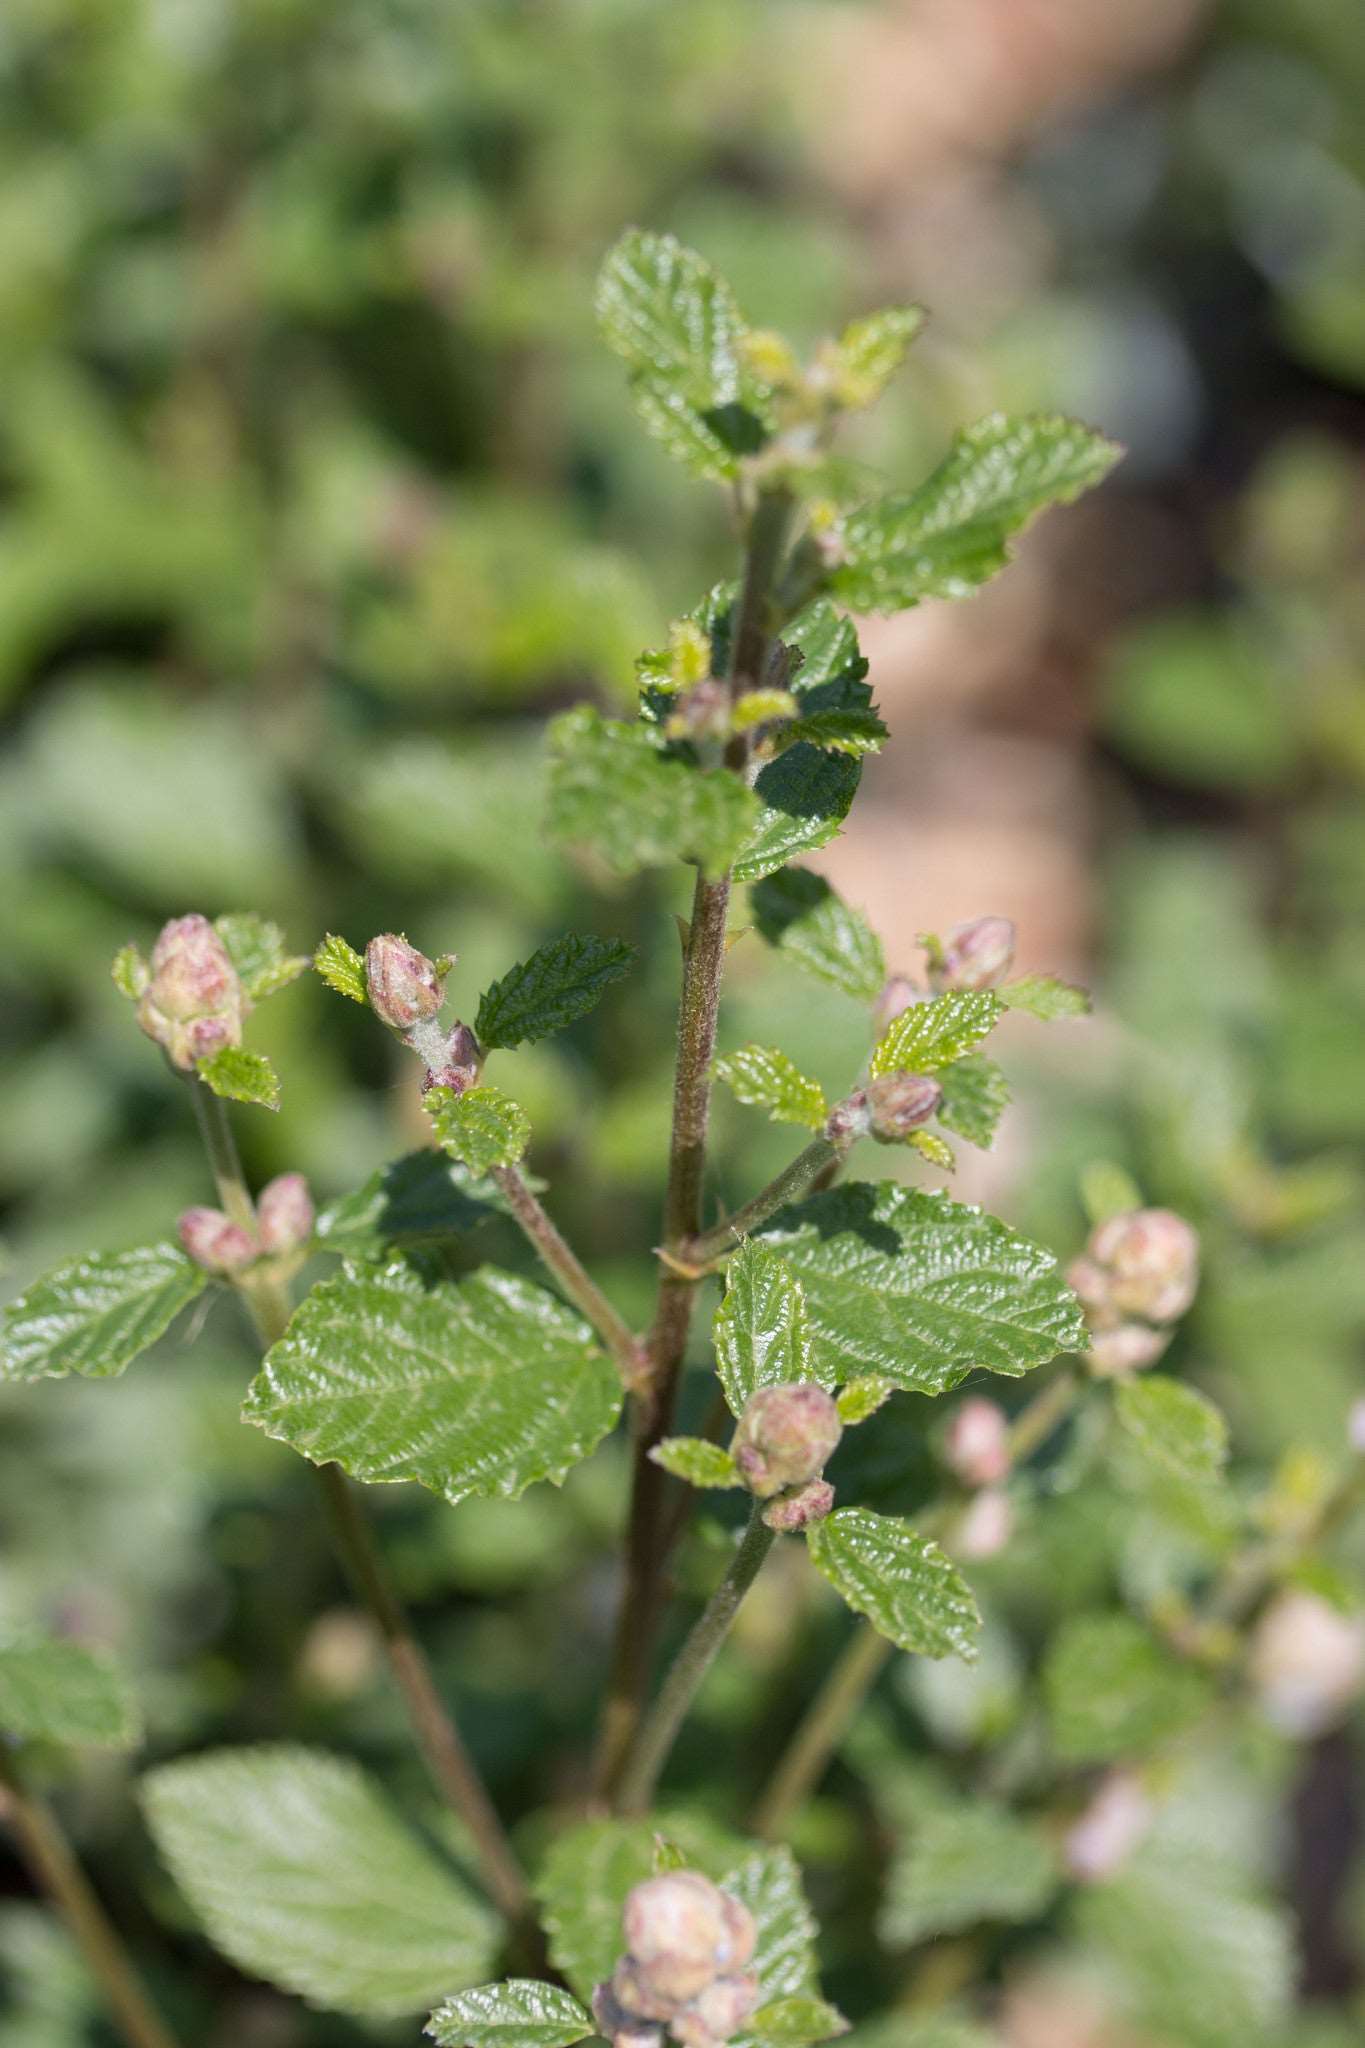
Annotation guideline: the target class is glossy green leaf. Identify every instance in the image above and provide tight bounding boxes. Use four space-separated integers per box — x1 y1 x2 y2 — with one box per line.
725 1847 823 2048
750 869 885 1002
1115 1375 1229 1486
1044 1614 1212 1763
759 1182 1085 1392
807 1509 980 1658
999 973 1090 1020
935 1056 1010 1149
0 1637 140 1750
781 707 888 758
214 913 309 1000
880 1799 1057 1945
142 1747 498 2018
714 1241 818 1416
195 1046 281 1111
426 1085 530 1174
833 413 1122 612
317 1151 509 1256
242 1262 622 1506
715 1045 827 1130
548 706 759 879
426 1981 594 2048
751 1995 850 2045
650 1437 742 1488
314 932 368 1003
870 991 1001 1080
475 933 636 1050
3 1243 206 1384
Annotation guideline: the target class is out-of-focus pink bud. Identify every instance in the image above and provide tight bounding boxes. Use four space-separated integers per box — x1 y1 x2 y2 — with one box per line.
178 1206 257 1276
1250 1591 1365 1738
1065 1255 1120 1328
364 933 446 1031
732 1384 843 1501
1348 1400 1365 1455
936 916 1016 991
943 1397 1012 1488
136 915 245 1071
1085 1321 1171 1379
953 1486 1014 1560
1089 1208 1199 1324
865 1070 942 1143
619 1872 754 2010
763 1477 835 1532
671 1972 761 2048
825 1089 873 1149
592 1981 664 2048
873 974 920 1034
419 1020 482 1095
255 1173 314 1255
1063 1770 1154 1883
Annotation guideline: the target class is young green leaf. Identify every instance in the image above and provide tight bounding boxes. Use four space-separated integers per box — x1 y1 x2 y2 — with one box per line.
110 943 148 999
142 1746 498 2019
908 1130 956 1172
832 413 1123 612
314 932 368 1003
195 1045 281 1111
3 1243 206 1384
0 1637 140 1750
935 1055 1010 1149
1044 1614 1212 1763
807 1509 981 1659
880 1799 1057 1945
1114 1375 1229 1487
426 1981 594 2048
999 973 1090 1020
475 933 636 1050
716 1045 827 1130
316 1150 510 1256
649 1437 742 1488
426 1085 530 1174
837 1377 893 1425
714 1241 819 1416
870 991 1001 1080
750 869 886 1003
760 1182 1085 1392
751 1996 850 2045
822 306 926 410
214 913 309 1000
242 1261 622 1506
548 706 759 878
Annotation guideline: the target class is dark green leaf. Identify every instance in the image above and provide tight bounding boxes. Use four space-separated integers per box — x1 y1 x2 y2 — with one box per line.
715 1045 827 1129
426 1086 530 1174
3 1243 206 1384
1044 1614 1212 1763
750 870 885 1002
781 707 888 758
476 934 636 1050
195 1046 281 1111
0 1637 140 1750
316 1151 509 1256
426 1981 594 2048
935 1056 1010 1149
870 992 1001 1080
880 1799 1057 1944
548 706 758 878
714 1241 818 1417
807 1509 980 1658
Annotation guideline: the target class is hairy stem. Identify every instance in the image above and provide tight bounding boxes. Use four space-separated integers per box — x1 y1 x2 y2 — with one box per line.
0 1755 181 2048
685 1138 839 1270
616 1507 776 1815
490 1163 649 1389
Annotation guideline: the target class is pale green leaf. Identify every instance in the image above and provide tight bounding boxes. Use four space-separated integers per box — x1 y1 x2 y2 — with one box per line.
836 1377 893 1424
142 1747 498 2019
214 913 309 1000
317 1151 510 1256
650 1438 742 1488
2 1243 206 1384
1044 1614 1212 1763
880 1799 1057 1945
824 307 926 409
935 1056 1009 1149
1000 973 1090 1020
242 1262 622 1506
548 706 758 879
716 1045 827 1130
732 688 799 731
0 1637 140 1750
751 1996 850 2045
1115 1375 1229 1486
426 1086 530 1174
195 1046 280 1111
807 1509 980 1658
714 1241 817 1417
833 413 1122 612
314 932 368 1004
475 933 636 1050
110 943 147 999
907 1130 956 1171
759 1182 1086 1392
426 1981 594 2048
870 991 1001 1080
750 869 885 1002
781 707 888 758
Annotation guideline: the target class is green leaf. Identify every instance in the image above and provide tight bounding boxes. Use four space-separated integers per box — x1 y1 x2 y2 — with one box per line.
880 1799 1057 1945
1000 973 1090 1020
870 991 1001 1080
714 1241 817 1417
3 1243 206 1384
832 413 1122 612
548 706 758 879
935 1056 1010 1149
1115 1375 1229 1486
142 1746 498 2019
475 933 636 1051
907 1131 956 1171
0 1637 140 1750
314 932 368 1003
751 1996 850 2044
242 1261 622 1506
750 869 885 1002
317 1151 510 1256
716 1045 827 1130
650 1438 742 1488
426 1086 530 1174
426 1982 594 2048
1044 1614 1212 1764
836 1377 893 1425
195 1046 281 1112
807 1509 980 1659
110 943 147 999
724 1847 823 2048
824 307 926 409
213 913 309 1000
781 707 888 758
596 230 765 481
759 1182 1085 1392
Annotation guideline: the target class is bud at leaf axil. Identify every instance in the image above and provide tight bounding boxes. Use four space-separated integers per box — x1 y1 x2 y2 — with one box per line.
763 1476 835 1531
732 1383 842 1500
364 934 446 1031
178 1207 257 1276
255 1173 315 1255
866 1070 942 1143
136 915 245 1071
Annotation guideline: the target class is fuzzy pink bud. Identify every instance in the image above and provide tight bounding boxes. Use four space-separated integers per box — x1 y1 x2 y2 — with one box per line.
953 1486 1014 1560
873 974 920 1033
1085 1321 1171 1379
364 933 445 1031
1064 1771 1154 1883
1250 1591 1365 1738
136 915 245 1071
592 1982 664 2048
943 1397 1011 1488
419 1020 482 1095
763 1477 835 1532
619 1872 755 2012
824 1089 873 1149
178 1206 257 1276
255 1173 314 1255
936 916 1016 991
671 1972 761 2048
865 1070 942 1143
1088 1208 1199 1325
732 1384 843 1501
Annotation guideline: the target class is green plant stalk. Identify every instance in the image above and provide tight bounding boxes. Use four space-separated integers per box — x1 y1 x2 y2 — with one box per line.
490 1162 649 1389
616 1506 777 1815
0 1752 181 2048
685 1137 840 1269
187 1080 529 1924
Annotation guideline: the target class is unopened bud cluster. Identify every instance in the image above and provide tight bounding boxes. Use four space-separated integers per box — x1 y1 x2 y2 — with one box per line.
132 915 246 1070
825 1071 940 1151
593 1872 760 2048
179 1173 314 1277
362 934 480 1094
1068 1207 1200 1378
731 1384 841 1530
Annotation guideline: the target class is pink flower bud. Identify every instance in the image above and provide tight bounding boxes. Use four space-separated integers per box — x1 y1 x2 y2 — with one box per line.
1088 1208 1199 1324
592 1981 665 2048
1085 1321 1171 1379
873 974 920 1033
255 1172 314 1255
619 1872 754 2010
1250 1591 1365 1738
865 1070 942 1143
136 915 245 1071
671 1972 761 2048
1063 1771 1154 1883
732 1384 843 1501
763 1476 835 1532
943 1397 1011 1488
178 1206 258 1275
419 1020 482 1095
936 916 1016 991
364 933 446 1031
952 1486 1014 1560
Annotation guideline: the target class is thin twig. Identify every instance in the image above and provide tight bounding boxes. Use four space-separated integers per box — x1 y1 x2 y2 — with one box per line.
490 1163 649 1389
684 1138 840 1270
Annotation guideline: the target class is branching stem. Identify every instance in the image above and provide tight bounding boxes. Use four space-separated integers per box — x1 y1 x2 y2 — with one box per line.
490 1162 649 1389
684 1138 840 1270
